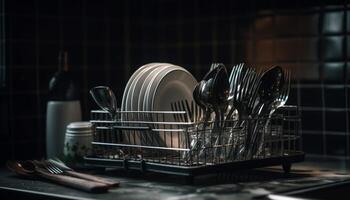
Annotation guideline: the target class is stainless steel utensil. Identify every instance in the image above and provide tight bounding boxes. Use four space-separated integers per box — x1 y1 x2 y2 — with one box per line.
247 66 285 158
7 160 108 193
89 86 118 120
254 66 285 117
44 159 119 187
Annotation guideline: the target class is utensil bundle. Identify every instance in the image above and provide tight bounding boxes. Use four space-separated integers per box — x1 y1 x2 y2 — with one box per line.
7 158 119 193
174 63 291 161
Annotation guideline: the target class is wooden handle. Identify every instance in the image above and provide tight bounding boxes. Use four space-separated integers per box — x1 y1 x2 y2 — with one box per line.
65 171 120 187
36 168 109 193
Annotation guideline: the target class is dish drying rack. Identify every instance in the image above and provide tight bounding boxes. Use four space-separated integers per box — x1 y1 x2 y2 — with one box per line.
84 105 304 182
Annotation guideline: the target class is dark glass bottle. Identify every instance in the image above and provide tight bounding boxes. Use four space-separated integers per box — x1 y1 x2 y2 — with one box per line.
48 51 79 101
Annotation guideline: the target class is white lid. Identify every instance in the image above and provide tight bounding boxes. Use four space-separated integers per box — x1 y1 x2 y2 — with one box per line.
67 121 93 132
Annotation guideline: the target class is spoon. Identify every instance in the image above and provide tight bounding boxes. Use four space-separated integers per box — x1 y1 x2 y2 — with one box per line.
89 86 118 121
6 160 109 193
255 66 285 116
197 64 229 159
247 66 285 158
210 65 230 158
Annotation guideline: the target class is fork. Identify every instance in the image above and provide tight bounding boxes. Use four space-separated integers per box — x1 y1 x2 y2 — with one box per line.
40 159 120 187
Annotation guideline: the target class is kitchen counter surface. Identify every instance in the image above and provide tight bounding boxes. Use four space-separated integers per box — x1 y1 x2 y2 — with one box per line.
0 156 349 200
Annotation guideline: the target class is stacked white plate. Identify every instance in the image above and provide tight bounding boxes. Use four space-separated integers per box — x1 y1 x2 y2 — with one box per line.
121 63 197 147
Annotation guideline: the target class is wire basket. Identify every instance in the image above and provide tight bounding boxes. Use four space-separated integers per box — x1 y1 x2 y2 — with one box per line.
85 105 304 180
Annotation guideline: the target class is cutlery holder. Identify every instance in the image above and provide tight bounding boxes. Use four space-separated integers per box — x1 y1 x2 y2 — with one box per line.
85 105 304 181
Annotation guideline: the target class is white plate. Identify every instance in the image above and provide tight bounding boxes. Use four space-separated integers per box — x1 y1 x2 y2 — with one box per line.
137 64 174 112
143 65 182 112
144 66 197 148
124 63 174 145
126 63 164 113
121 63 159 112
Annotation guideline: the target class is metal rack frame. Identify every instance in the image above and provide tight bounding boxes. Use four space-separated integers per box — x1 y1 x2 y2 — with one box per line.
84 105 304 181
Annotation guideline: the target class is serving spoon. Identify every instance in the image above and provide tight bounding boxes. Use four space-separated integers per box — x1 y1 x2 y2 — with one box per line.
89 86 118 121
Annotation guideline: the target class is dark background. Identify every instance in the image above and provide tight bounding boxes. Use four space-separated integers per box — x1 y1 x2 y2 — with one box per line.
0 0 349 164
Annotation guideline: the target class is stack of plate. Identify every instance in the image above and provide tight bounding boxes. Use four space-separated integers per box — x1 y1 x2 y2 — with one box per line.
121 63 198 147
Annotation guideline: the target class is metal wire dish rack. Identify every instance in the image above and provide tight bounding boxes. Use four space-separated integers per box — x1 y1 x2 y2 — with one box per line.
84 105 304 182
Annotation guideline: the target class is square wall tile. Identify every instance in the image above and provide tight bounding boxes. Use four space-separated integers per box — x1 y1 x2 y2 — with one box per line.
297 38 319 61
320 36 344 61
12 93 39 117
10 41 37 67
296 63 320 83
325 111 347 132
326 135 347 156
322 62 345 83
198 20 214 43
11 67 38 91
297 13 319 36
324 87 346 108
216 19 235 42
255 39 275 62
10 16 36 40
302 134 324 154
322 11 344 34
275 38 299 61
301 110 323 131
216 44 232 64
12 117 39 141
254 15 274 38
300 87 323 107
37 17 60 42
275 14 299 36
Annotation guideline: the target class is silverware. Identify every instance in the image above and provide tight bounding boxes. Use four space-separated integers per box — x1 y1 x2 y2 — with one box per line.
247 66 285 158
227 63 260 123
7 160 109 193
89 86 118 121
45 159 120 187
252 69 291 157
268 69 290 117
254 66 285 117
225 64 261 159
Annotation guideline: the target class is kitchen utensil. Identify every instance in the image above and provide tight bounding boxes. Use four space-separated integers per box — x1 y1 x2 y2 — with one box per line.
225 64 261 159
6 160 108 193
267 69 291 117
44 159 119 187
255 66 285 117
210 65 230 157
89 86 118 121
227 64 261 122
247 66 285 158
252 69 291 157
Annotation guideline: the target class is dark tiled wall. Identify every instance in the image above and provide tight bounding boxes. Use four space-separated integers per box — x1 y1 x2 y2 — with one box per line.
0 0 349 163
